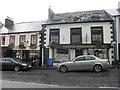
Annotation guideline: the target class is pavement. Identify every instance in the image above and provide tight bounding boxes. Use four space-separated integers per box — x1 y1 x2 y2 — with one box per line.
32 64 120 70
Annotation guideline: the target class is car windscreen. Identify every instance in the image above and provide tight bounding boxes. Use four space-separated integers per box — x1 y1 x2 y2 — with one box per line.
12 58 21 62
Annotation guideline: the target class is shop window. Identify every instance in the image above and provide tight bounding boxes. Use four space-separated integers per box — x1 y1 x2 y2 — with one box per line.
71 28 82 44
50 29 59 44
91 27 103 44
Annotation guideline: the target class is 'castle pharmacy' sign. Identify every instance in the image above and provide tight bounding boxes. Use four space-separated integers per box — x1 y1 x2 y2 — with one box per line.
56 44 111 49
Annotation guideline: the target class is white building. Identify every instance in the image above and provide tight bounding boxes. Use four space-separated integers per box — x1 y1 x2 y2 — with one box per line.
43 8 114 64
106 8 120 62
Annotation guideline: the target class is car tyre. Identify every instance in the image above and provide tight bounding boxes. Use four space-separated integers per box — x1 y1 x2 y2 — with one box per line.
93 65 103 73
14 65 20 72
60 65 68 73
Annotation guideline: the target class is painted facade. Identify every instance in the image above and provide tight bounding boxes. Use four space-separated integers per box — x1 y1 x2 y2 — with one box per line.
0 18 46 65
43 8 114 64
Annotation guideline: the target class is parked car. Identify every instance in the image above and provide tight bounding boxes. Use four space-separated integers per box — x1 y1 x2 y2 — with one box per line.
0 57 32 71
57 55 110 73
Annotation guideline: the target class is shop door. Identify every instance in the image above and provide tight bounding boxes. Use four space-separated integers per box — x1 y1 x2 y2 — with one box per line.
75 50 83 57
23 50 30 62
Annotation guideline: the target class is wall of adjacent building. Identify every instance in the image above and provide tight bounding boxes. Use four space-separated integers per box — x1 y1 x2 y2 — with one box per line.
0 32 41 50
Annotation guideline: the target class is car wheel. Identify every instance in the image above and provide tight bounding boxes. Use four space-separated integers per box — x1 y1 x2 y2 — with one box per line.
93 65 103 73
14 65 20 72
60 65 68 73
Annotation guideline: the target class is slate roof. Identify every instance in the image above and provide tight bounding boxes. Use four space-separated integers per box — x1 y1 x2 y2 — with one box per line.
8 20 46 33
0 23 9 34
47 10 113 24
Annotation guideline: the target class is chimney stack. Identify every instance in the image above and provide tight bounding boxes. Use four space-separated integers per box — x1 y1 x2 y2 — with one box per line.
5 16 14 28
48 6 54 22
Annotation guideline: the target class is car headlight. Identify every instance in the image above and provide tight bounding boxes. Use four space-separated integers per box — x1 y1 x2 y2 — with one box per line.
21 64 27 66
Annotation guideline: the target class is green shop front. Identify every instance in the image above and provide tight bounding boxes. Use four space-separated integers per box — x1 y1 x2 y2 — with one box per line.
48 44 111 64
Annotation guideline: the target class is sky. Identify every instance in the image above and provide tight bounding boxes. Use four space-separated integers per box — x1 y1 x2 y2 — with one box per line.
0 0 120 24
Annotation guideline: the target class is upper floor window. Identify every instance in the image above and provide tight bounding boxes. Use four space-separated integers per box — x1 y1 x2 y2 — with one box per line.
31 35 37 44
91 27 103 44
1 36 5 45
19 35 26 44
9 36 15 44
71 28 82 44
50 29 59 44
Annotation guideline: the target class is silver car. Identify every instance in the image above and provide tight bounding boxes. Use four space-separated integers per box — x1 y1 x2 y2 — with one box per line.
57 55 110 73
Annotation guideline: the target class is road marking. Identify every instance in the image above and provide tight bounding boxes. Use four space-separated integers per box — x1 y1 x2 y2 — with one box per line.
99 87 118 88
1 80 81 88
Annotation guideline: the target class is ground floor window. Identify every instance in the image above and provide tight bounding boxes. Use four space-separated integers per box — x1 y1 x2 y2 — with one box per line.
75 49 83 57
88 49 108 59
55 49 69 62
15 50 40 62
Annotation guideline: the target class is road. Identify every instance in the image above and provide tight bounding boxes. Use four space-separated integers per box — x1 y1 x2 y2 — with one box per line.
1 68 120 88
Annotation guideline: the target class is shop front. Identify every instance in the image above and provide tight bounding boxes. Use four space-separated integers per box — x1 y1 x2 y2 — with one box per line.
51 44 111 63
15 50 42 65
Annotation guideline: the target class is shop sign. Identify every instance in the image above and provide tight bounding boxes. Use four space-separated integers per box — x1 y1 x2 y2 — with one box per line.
57 45 96 49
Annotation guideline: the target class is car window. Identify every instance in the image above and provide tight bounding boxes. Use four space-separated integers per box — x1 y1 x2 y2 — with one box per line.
5 58 13 62
2 58 6 61
75 56 85 61
85 56 95 60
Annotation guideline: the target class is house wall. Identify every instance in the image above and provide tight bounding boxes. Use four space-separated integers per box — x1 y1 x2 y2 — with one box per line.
0 32 41 50
45 22 112 47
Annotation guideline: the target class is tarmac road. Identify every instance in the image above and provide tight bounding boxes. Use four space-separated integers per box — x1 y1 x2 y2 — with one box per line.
1 67 120 88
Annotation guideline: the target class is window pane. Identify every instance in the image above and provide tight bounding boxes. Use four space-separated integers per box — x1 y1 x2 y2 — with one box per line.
10 36 15 44
50 29 59 43
1 36 5 45
32 35 37 44
71 28 81 43
91 27 102 44
20 36 25 43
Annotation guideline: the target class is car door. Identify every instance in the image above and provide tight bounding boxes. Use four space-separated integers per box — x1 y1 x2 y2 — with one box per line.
4 58 14 70
81 56 96 70
0 59 3 70
71 56 85 70
1 58 6 70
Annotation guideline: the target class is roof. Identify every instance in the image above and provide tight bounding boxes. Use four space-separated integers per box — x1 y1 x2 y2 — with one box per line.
47 10 113 25
0 23 9 34
106 9 120 16
8 20 47 33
